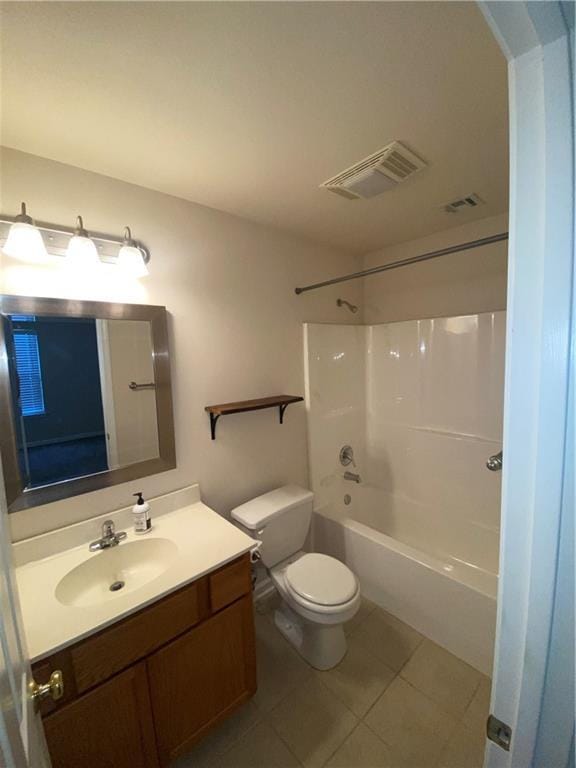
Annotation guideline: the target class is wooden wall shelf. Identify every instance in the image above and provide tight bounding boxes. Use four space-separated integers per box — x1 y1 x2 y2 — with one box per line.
205 395 304 440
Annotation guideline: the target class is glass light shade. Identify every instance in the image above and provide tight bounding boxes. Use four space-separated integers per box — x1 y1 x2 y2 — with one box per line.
3 221 49 263
66 234 100 267
118 244 148 277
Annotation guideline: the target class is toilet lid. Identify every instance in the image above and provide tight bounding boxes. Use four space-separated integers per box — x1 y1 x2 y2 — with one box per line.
285 553 358 606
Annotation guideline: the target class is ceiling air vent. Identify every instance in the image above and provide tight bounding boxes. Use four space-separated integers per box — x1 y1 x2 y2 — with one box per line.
443 193 484 214
320 141 427 200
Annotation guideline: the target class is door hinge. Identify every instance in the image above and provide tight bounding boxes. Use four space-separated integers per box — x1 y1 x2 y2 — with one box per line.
487 714 512 751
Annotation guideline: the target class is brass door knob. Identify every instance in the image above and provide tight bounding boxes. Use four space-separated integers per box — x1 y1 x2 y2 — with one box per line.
29 670 64 709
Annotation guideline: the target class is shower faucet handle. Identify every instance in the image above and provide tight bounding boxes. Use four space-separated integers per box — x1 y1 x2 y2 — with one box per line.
339 445 355 467
486 450 503 472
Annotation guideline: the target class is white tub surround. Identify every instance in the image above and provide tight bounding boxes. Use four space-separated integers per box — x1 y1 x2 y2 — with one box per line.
14 485 256 662
303 323 367 511
305 313 505 674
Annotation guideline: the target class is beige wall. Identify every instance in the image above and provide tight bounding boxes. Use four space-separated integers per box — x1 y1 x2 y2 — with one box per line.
0 148 362 540
361 213 508 324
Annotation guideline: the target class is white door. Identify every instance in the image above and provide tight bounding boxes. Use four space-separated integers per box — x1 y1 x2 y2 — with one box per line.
478 2 575 766
0 457 51 768
95 319 119 471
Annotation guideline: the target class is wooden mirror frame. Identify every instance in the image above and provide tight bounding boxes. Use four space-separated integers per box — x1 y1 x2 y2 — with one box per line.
0 295 176 512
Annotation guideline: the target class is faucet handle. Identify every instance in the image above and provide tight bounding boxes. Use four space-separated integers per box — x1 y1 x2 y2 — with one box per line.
339 445 356 467
486 450 503 472
102 520 115 537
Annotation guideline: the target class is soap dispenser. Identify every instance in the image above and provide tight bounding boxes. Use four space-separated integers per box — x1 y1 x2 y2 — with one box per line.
132 492 152 534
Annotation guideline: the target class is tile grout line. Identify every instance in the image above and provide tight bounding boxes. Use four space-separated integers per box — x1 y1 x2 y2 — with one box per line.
386 675 473 727
360 712 428 766
212 718 263 763
258 652 360 768
397 641 488 723
261 712 308 768
358 667 401 721
458 675 484 720
260 663 314 719
345 606 378 640
317 720 364 768
310 628 398 720
354 620 425 721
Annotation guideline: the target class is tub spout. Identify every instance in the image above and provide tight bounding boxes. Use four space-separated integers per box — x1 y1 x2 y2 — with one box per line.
344 471 361 484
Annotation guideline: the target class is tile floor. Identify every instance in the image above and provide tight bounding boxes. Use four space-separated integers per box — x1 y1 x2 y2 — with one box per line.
174 597 491 768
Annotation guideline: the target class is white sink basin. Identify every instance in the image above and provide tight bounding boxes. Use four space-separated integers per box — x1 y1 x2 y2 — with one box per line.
55 538 178 608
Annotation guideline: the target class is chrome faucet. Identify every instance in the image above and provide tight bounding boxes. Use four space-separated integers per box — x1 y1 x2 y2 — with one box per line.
343 470 361 484
89 520 127 552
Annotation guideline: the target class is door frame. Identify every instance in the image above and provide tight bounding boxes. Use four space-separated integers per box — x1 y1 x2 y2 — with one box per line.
0 455 51 767
477 2 574 766
95 319 119 470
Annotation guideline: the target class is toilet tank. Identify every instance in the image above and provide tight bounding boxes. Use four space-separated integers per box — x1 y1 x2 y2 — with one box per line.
231 485 314 568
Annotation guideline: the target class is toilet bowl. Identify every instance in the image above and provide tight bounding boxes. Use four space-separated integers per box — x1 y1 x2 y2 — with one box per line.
270 551 360 670
230 485 360 671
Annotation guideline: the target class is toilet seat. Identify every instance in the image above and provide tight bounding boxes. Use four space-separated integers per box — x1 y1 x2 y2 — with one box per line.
285 553 358 608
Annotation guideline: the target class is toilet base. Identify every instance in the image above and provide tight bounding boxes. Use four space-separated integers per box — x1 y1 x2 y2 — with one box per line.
274 603 347 671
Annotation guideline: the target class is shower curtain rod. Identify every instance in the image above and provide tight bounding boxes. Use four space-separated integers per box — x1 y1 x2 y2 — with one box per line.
294 232 509 295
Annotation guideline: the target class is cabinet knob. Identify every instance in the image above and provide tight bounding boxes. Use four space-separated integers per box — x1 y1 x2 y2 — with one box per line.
29 670 64 710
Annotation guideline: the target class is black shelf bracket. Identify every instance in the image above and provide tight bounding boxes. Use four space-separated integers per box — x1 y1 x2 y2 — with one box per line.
278 403 289 424
209 413 221 441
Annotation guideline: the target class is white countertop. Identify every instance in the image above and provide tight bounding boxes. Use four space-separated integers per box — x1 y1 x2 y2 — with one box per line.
15 499 256 662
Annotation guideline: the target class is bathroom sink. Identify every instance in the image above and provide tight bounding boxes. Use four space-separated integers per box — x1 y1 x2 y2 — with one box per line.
55 538 178 608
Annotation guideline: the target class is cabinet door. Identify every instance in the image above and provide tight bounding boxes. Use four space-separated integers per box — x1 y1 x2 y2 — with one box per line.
43 662 159 768
148 593 257 766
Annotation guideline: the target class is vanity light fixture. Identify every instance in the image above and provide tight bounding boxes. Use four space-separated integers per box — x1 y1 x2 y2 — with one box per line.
2 202 49 263
66 216 100 267
118 227 149 277
0 207 151 274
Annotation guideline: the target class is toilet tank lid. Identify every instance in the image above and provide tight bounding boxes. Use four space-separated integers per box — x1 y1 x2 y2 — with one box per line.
231 485 314 530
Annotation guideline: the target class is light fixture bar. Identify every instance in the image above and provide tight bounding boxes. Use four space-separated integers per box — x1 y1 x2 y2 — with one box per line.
0 216 150 265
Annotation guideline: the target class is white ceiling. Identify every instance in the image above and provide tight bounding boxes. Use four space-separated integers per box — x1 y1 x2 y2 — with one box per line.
0 2 508 255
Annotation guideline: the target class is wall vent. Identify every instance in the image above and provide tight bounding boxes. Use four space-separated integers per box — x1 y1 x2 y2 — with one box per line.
320 141 427 200
443 193 484 214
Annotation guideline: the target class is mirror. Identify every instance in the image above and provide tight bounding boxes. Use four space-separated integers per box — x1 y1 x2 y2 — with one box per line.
0 296 176 511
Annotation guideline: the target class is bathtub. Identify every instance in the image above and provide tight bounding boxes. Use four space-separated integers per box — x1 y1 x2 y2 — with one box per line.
312 484 497 675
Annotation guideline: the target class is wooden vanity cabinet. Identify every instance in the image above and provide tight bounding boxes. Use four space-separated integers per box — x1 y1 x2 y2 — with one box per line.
42 663 159 768
148 593 256 765
34 554 256 768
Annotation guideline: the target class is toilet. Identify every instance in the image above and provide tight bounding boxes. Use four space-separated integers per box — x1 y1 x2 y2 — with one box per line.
231 485 360 670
